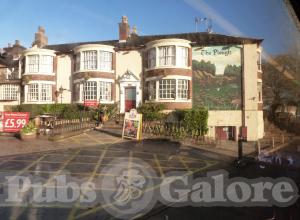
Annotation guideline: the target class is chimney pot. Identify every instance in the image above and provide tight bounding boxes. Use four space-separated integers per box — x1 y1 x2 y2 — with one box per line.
119 16 130 41
14 40 20 46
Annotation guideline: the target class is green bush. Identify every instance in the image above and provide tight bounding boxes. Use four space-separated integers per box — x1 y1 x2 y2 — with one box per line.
20 121 36 134
10 104 95 119
175 107 208 136
137 103 165 121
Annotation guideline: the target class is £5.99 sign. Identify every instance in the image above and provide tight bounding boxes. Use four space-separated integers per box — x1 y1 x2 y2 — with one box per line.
0 112 30 132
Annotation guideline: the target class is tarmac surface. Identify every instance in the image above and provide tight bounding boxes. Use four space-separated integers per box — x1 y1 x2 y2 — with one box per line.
0 131 297 220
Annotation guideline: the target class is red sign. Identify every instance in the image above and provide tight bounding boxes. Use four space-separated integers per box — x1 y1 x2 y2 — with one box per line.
84 100 99 107
1 112 30 133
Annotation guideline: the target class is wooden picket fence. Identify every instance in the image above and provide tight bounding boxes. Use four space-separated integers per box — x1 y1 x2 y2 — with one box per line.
39 118 96 136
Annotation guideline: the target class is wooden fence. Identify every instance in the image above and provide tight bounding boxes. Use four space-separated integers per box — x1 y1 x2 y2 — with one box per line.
39 118 96 136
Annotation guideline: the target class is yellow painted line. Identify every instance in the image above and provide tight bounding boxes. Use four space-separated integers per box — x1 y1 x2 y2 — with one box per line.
178 156 192 174
67 148 108 220
71 137 81 144
83 133 103 144
154 154 164 178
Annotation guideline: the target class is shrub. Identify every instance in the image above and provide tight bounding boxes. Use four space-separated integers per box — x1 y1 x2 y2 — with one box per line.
20 121 37 134
137 103 165 121
174 107 208 136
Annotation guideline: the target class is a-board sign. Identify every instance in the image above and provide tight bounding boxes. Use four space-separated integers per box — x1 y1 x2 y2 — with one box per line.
0 112 30 132
122 109 142 140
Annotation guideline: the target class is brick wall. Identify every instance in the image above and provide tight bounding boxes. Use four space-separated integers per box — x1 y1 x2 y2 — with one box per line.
145 68 192 78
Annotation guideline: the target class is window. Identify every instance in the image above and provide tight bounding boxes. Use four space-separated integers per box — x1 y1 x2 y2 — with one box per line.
83 81 97 100
148 48 156 68
40 55 53 73
159 79 176 99
0 84 19 100
28 55 39 72
83 50 97 70
159 46 175 66
257 51 262 71
99 51 112 71
177 79 189 99
178 47 188 66
28 84 39 101
40 84 52 101
258 82 262 102
147 81 156 100
75 53 80 71
99 81 112 101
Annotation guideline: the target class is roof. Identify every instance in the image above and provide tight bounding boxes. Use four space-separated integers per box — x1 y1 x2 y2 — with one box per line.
0 55 18 68
44 32 263 53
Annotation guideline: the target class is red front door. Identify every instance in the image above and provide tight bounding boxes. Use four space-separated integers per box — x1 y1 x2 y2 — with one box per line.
125 87 136 112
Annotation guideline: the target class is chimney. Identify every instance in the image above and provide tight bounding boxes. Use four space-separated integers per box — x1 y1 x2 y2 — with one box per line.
14 40 20 46
32 26 48 48
119 16 130 42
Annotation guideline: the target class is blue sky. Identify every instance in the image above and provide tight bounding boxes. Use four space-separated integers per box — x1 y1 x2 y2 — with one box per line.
0 0 299 55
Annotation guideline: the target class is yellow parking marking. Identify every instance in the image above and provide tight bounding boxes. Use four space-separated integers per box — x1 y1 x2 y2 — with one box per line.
67 148 108 220
178 156 192 174
71 137 81 144
154 154 164 178
83 133 103 144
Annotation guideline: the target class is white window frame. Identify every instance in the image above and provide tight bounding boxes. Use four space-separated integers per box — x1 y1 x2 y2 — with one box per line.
40 55 53 73
82 50 97 70
257 51 262 71
148 48 156 68
159 79 176 99
99 51 112 71
83 81 97 100
0 84 19 100
177 47 188 67
99 81 112 101
28 55 39 73
40 84 52 101
177 79 189 99
159 46 175 66
75 53 81 71
28 84 39 102
147 81 156 100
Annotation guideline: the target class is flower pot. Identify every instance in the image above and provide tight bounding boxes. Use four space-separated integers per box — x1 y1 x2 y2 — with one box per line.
102 115 109 122
20 132 37 141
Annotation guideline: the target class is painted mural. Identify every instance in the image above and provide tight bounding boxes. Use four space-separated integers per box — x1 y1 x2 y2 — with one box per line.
192 45 242 110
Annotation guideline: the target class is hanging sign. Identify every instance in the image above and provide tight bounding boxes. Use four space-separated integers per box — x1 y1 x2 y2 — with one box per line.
122 109 143 140
1 112 30 133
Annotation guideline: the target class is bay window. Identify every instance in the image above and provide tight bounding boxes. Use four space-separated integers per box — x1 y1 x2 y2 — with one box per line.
77 50 113 71
40 84 52 101
159 79 176 99
27 83 52 102
148 48 156 68
159 46 175 66
40 55 53 73
147 81 156 100
147 78 190 101
83 81 97 100
75 53 80 71
99 81 112 101
177 47 188 67
83 50 97 70
28 55 39 73
99 51 112 71
28 84 39 102
0 84 19 100
177 79 188 99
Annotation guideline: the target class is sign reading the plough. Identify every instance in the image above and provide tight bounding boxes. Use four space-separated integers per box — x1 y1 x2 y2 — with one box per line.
122 109 142 140
1 112 30 133
84 100 99 107
192 45 242 110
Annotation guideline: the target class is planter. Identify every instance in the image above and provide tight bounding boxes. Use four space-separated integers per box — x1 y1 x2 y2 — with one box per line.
20 132 37 141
